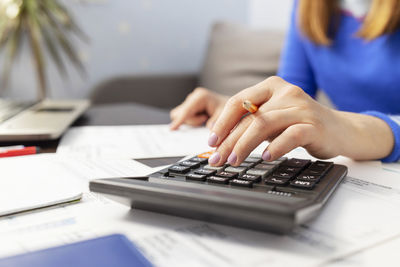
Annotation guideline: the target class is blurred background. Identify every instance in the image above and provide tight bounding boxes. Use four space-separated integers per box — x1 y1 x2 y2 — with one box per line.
1 0 292 100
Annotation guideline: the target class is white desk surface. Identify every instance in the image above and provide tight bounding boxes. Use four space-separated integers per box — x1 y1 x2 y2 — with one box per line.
1 126 400 267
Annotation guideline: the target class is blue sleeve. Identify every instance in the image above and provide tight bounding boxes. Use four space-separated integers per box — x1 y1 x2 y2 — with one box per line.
277 1 318 98
361 111 400 162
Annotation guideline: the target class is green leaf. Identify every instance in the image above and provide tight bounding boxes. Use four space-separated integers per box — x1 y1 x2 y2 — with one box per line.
36 14 68 78
0 0 87 99
48 0 89 41
1 19 23 91
43 9 86 76
26 5 47 99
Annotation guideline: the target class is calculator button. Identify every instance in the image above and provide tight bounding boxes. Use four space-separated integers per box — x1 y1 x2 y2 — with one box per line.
198 151 214 158
246 168 272 178
276 166 302 174
297 174 321 182
254 163 276 170
239 174 261 183
290 179 316 189
204 164 225 172
272 171 296 179
194 168 216 176
276 157 288 162
308 161 333 174
310 161 333 169
304 168 324 176
208 176 230 184
302 169 322 176
239 162 255 168
216 171 238 179
283 158 311 168
224 166 247 175
265 177 290 185
262 160 283 166
180 161 200 169
186 173 207 182
189 157 209 164
168 165 191 174
244 157 262 164
231 179 253 188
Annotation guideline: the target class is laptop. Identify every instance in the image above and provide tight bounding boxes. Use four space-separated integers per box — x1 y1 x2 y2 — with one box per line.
0 98 89 141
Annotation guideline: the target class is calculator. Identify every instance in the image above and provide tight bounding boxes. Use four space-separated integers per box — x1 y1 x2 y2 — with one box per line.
90 152 347 234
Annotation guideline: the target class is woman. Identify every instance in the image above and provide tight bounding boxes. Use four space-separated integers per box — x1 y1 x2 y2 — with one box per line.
170 0 400 167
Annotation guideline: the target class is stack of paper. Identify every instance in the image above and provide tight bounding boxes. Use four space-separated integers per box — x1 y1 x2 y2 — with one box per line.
0 155 82 217
56 125 211 159
2 124 400 266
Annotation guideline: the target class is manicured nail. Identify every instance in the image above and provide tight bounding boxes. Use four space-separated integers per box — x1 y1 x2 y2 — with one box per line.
262 150 271 161
208 152 220 165
227 151 237 165
208 132 218 146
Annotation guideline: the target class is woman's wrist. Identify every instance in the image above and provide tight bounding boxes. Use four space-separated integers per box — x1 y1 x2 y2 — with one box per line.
335 110 395 160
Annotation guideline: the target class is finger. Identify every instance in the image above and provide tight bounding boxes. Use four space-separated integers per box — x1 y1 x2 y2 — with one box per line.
208 115 252 166
225 109 305 166
209 76 288 147
170 105 181 120
264 124 315 161
170 92 207 130
170 106 196 130
205 110 222 129
169 107 183 125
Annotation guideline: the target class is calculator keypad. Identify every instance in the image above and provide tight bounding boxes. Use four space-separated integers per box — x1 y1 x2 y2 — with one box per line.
164 154 333 194
208 176 230 184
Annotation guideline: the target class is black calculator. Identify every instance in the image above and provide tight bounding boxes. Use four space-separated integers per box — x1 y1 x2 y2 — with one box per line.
90 152 347 234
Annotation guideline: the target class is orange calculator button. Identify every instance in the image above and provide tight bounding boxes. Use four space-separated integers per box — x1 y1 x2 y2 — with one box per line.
198 151 214 159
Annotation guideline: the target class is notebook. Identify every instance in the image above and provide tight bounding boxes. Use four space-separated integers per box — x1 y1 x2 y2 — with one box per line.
0 154 82 217
0 234 153 267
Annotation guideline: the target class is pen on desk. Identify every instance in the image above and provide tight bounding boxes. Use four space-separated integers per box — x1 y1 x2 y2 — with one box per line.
0 145 25 152
0 146 40 158
242 100 258 113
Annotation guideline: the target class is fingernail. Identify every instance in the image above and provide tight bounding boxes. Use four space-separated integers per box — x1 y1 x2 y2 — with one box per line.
208 152 220 165
208 132 218 146
262 150 271 161
227 151 237 165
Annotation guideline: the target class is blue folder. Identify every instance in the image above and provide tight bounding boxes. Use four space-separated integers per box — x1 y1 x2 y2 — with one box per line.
0 234 153 267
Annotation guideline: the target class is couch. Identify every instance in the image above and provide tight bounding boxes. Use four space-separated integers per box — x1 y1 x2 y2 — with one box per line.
90 22 285 110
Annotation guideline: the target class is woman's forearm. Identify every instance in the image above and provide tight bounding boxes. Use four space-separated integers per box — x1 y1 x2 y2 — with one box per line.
336 111 395 160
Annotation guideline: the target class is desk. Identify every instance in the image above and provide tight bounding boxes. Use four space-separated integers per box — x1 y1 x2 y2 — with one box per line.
1 103 400 267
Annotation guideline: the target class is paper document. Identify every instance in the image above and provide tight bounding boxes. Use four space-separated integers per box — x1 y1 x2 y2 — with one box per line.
54 155 154 183
3 141 400 265
382 161 400 175
57 125 211 159
3 173 400 266
129 176 400 267
0 154 82 217
0 152 155 218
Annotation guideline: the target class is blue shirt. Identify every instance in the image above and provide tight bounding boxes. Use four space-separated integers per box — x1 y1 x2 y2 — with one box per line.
278 4 400 162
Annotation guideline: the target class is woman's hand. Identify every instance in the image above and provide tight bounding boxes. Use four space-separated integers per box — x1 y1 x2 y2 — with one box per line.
170 87 228 130
207 76 395 166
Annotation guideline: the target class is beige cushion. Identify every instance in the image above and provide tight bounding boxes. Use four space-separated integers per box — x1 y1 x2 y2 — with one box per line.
199 22 285 96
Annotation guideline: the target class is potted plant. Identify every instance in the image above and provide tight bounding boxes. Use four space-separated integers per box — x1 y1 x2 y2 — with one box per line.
0 0 86 100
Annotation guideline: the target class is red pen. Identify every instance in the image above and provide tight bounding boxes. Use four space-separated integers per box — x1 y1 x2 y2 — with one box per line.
0 146 40 158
